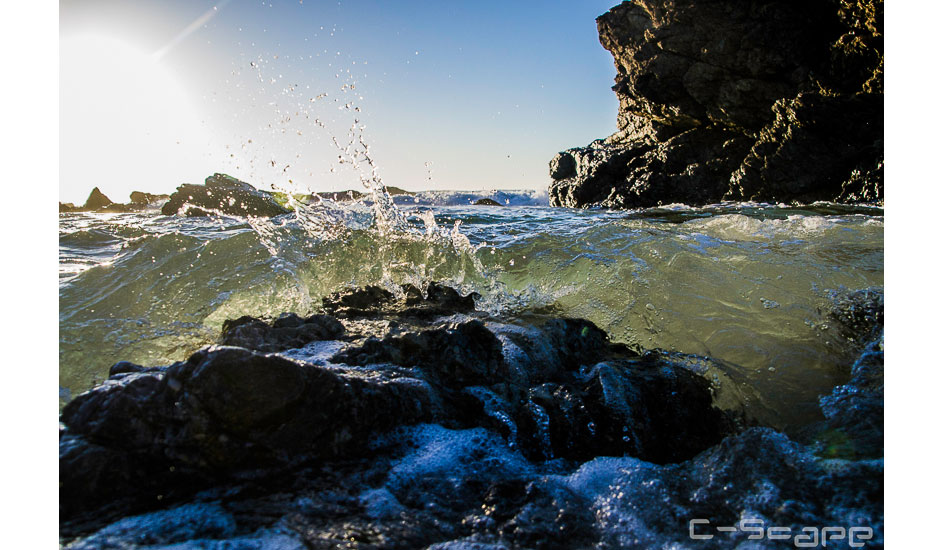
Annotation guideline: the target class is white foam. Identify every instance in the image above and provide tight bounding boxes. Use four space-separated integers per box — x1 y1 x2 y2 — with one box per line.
277 339 347 364
378 425 534 494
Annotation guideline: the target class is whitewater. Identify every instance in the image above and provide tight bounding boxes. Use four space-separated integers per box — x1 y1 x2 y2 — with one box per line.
59 195 882 432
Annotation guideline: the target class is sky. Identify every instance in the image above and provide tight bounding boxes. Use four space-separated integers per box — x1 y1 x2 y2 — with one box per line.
59 0 622 204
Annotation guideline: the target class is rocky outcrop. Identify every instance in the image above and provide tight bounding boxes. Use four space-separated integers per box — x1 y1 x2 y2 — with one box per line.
60 284 883 548
129 191 170 205
60 188 151 214
60 189 171 214
83 187 113 210
60 283 739 528
161 173 291 217
474 198 503 206
550 0 883 208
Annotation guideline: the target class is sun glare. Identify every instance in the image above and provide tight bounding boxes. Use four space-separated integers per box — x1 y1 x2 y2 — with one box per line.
60 34 215 205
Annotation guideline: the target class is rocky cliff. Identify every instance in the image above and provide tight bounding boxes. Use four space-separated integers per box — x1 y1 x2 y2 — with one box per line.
549 0 883 208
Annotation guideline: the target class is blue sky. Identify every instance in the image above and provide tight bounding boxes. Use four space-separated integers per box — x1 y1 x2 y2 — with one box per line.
60 0 621 202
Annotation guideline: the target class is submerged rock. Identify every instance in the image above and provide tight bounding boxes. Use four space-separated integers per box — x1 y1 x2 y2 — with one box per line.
161 173 291 217
550 0 883 208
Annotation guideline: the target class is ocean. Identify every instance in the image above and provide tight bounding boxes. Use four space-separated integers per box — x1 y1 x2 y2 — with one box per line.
59 192 882 431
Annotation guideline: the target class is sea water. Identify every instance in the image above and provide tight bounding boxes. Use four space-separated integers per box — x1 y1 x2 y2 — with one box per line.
59 195 882 431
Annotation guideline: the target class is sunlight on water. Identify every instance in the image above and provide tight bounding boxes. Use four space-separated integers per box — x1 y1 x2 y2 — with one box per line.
59 189 882 430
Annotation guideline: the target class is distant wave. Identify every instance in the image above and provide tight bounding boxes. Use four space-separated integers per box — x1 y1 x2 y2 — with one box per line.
389 189 548 207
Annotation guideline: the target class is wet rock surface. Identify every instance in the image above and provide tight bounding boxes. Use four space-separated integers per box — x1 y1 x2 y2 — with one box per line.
550 0 883 208
60 283 882 548
161 173 291 217
129 191 170 205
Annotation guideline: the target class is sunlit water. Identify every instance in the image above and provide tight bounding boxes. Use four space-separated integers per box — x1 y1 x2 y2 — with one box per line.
59 196 882 429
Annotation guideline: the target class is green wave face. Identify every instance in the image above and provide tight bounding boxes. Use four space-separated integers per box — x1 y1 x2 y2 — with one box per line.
59 201 883 428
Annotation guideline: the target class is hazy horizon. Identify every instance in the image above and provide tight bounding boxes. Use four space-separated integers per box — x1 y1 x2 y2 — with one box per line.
60 0 620 205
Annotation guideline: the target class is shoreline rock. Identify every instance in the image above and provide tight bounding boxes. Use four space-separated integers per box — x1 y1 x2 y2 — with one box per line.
161 173 291 217
473 198 503 206
59 189 172 214
59 282 882 548
61 283 738 528
550 0 883 208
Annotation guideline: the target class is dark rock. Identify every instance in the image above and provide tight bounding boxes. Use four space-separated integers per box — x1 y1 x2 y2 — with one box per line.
107 361 152 377
129 191 170 205
728 92 884 203
801 286 883 459
161 173 290 217
322 285 396 313
814 337 883 459
826 286 884 346
83 187 114 210
62 189 164 214
221 314 345 353
60 281 883 548
474 198 503 206
331 319 509 389
60 282 737 528
322 282 478 319
550 0 883 208
60 345 437 520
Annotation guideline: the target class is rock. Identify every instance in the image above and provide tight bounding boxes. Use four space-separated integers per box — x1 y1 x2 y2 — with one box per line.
221 313 346 353
814 337 883 459
59 282 883 548
161 173 290 217
129 191 170 205
83 187 113 210
60 282 737 528
473 198 503 206
60 345 438 521
550 0 883 208
802 286 883 459
61 189 167 214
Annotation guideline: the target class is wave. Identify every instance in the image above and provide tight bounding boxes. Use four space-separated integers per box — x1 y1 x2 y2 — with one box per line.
390 189 549 207
59 200 882 430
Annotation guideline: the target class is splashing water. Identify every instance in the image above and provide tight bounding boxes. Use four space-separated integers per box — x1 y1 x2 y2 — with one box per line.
60 191 882 430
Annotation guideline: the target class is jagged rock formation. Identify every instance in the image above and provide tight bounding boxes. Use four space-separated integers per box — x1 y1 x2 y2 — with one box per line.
550 0 883 208
60 189 173 213
59 283 883 548
83 187 113 210
59 187 157 213
60 283 737 526
129 191 170 205
161 173 291 217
